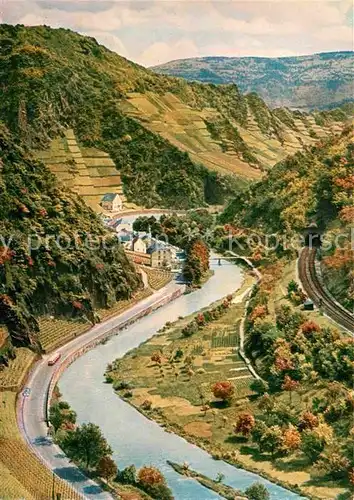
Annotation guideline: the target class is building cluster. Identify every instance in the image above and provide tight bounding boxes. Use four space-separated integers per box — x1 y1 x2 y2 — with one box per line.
104 217 184 270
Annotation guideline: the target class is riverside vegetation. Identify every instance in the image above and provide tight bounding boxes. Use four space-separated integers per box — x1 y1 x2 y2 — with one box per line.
49 391 174 500
106 129 354 499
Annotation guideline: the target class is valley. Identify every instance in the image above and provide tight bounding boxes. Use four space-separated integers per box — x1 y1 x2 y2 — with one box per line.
0 22 353 500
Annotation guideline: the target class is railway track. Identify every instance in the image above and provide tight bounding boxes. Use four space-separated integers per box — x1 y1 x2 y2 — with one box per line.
298 247 354 334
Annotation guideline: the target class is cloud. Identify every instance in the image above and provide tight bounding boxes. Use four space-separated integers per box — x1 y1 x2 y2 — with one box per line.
84 31 129 58
138 39 200 66
315 25 353 43
3 0 353 67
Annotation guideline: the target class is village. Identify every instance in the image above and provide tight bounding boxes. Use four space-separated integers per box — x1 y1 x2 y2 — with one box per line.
100 192 185 271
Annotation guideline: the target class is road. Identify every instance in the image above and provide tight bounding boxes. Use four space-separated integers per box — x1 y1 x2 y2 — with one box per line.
18 281 183 500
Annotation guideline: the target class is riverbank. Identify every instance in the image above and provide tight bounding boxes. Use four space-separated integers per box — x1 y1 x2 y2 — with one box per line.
106 259 349 500
14 280 184 500
167 461 247 499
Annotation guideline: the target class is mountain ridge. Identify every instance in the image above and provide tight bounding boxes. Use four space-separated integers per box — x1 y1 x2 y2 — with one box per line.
152 51 354 111
0 25 352 212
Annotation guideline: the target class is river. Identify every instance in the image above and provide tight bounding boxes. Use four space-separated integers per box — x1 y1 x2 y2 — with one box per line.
60 254 304 499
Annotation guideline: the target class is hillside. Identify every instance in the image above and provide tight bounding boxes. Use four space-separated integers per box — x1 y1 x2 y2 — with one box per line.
0 25 351 210
153 52 354 111
0 123 141 350
220 124 354 309
220 124 354 232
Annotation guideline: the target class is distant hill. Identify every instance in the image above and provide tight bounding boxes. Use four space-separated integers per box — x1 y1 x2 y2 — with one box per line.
152 52 354 111
0 25 352 211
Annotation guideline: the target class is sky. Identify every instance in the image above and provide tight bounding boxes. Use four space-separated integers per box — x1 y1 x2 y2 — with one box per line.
2 0 353 67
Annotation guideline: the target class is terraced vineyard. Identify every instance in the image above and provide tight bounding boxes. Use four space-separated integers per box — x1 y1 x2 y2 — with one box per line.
0 392 81 500
98 288 153 321
35 129 126 212
141 267 173 290
120 91 345 176
0 348 37 392
0 326 9 349
38 288 153 353
38 317 90 353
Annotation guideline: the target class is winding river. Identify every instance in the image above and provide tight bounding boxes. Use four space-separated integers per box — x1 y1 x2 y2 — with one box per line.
59 218 304 499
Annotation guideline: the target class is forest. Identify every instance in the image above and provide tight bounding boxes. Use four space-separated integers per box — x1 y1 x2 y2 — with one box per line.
0 123 141 352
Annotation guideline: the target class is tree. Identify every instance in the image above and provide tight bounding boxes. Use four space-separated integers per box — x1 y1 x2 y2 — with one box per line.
234 413 255 437
97 456 118 480
301 320 321 335
315 451 350 480
138 466 165 486
282 425 301 453
212 381 235 404
250 379 269 396
281 375 300 403
299 411 319 431
259 425 283 458
245 482 270 500
138 466 173 500
62 423 112 469
49 403 76 432
301 431 325 462
117 465 137 484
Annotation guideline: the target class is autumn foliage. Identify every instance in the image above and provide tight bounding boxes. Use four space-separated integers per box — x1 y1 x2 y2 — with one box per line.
235 413 256 437
138 466 165 486
250 305 267 322
301 320 321 335
97 456 118 480
282 426 301 452
212 381 235 402
299 411 319 430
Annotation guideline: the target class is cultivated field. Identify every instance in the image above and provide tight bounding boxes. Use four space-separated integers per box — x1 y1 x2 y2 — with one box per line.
38 288 153 353
0 392 81 500
140 267 172 290
0 348 37 392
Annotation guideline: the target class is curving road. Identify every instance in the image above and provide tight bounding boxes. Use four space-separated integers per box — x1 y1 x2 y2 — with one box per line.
17 281 183 500
298 247 354 333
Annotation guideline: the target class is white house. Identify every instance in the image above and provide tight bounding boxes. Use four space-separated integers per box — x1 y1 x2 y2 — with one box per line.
131 236 147 254
100 193 123 212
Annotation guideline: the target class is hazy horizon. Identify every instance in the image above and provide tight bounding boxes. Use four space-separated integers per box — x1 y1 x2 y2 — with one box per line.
2 1 353 67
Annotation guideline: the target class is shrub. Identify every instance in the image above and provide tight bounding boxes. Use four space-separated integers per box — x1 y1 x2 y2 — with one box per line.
117 465 137 484
58 401 70 410
245 482 270 500
141 400 152 410
113 380 132 391
287 280 299 294
250 379 268 396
